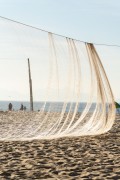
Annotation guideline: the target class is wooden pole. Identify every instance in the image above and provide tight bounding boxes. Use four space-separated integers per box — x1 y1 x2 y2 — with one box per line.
28 58 33 111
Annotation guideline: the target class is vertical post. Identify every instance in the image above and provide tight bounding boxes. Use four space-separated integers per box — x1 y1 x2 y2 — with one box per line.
28 58 33 111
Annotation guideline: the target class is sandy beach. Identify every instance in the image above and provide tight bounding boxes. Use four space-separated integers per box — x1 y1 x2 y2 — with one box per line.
0 114 119 179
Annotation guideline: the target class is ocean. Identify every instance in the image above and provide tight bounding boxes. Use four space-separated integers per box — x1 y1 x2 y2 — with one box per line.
0 101 95 112
0 101 118 113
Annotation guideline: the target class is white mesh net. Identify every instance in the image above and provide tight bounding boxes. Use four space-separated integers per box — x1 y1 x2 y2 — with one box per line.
0 17 115 140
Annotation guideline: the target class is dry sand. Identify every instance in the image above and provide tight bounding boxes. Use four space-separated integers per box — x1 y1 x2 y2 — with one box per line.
0 114 119 179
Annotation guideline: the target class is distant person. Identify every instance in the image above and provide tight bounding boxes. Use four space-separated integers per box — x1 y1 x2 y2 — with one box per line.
20 104 24 111
23 106 26 111
8 103 13 111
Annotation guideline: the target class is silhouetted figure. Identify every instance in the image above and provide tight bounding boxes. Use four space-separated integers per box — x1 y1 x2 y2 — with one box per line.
20 104 24 111
23 106 26 111
8 103 12 111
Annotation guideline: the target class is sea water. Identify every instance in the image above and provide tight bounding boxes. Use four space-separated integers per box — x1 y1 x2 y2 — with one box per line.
0 101 96 112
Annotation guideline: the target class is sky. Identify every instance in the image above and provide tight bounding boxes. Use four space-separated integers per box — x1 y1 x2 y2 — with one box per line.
0 0 120 101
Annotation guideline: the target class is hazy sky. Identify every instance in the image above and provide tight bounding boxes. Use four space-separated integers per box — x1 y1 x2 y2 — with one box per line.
0 0 120 101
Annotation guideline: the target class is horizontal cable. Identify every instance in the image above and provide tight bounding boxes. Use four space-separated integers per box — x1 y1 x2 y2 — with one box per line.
0 16 120 48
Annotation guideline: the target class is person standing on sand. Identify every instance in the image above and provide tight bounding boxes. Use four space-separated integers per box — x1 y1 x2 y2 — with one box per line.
20 104 24 111
23 106 26 111
8 103 13 111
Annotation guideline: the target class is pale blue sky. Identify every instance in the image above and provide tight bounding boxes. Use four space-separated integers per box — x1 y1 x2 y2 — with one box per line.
0 0 120 101
0 0 120 44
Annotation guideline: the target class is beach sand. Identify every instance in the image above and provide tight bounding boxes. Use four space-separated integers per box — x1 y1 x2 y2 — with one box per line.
0 114 119 179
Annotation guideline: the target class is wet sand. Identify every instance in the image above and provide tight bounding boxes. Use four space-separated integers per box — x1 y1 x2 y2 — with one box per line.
0 115 119 179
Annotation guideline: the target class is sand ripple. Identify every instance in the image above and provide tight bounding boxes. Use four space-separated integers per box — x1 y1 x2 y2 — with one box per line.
0 115 119 179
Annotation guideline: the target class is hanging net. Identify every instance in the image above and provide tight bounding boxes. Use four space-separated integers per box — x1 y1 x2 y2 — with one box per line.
0 17 115 140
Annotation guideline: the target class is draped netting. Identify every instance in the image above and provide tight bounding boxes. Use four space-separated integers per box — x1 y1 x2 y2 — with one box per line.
0 17 115 140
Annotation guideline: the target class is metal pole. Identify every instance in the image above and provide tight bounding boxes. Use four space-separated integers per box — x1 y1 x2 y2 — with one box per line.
28 58 33 111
